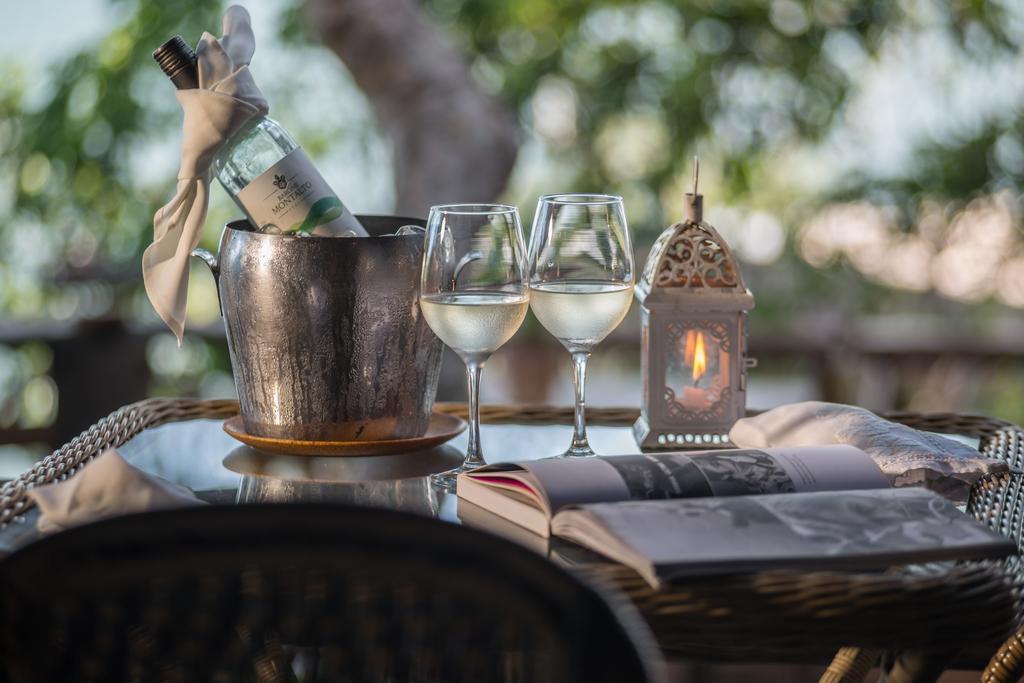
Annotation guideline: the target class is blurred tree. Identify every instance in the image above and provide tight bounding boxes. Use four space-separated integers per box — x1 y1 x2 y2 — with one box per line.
286 0 1023 323
2 0 1019 321
0 0 1022 420
303 0 519 216
414 0 1019 202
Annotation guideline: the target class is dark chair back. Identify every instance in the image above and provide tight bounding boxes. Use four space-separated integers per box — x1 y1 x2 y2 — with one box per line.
0 503 664 682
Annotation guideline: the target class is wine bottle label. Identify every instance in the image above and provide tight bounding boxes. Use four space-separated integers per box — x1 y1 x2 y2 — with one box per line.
235 148 366 236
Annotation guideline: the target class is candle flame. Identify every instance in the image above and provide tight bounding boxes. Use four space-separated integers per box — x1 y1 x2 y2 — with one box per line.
683 330 708 384
692 331 707 383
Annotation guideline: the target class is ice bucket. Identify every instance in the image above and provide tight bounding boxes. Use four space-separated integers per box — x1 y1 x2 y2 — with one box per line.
194 215 442 441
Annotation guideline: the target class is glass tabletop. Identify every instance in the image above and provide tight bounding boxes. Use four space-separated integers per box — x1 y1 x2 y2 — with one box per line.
1 417 644 555
116 418 644 524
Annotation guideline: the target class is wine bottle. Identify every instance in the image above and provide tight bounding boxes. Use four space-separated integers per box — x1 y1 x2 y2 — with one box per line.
153 35 368 238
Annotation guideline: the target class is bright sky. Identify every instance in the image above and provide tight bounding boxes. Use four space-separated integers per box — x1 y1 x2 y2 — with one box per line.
1 0 117 65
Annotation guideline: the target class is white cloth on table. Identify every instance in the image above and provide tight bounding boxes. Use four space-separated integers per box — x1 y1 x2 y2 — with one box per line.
729 401 1009 502
142 5 268 344
26 449 202 534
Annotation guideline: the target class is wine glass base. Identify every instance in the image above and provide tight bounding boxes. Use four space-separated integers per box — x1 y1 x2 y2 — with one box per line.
556 445 596 458
429 459 485 491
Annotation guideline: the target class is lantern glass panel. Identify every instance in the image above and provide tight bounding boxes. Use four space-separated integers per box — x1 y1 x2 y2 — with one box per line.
663 319 734 422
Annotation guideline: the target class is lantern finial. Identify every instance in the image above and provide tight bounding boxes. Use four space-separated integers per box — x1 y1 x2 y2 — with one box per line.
684 155 703 223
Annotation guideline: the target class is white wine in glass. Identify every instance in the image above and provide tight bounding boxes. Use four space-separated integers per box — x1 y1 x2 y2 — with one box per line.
420 292 529 364
420 204 529 487
528 194 634 457
528 280 633 353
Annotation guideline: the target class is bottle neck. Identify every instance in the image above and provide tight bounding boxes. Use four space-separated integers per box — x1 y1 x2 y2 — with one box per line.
154 36 199 90
226 114 266 145
168 66 199 90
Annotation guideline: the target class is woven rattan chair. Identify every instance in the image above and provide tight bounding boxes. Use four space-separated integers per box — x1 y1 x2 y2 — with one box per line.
0 503 665 683
821 426 1024 683
971 429 1024 683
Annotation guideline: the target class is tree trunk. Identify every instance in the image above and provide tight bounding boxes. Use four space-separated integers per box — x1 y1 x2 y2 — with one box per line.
303 0 520 216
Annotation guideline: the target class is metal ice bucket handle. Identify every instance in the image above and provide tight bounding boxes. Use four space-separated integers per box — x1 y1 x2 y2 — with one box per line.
191 247 219 287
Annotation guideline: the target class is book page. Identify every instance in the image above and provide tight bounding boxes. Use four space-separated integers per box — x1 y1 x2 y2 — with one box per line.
464 446 888 520
599 453 713 499
598 445 887 499
523 457 631 512
552 488 1015 588
690 445 889 496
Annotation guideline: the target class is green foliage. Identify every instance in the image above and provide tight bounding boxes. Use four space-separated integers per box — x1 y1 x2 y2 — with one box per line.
419 0 1023 329
3 0 1018 321
0 0 223 319
1 0 1021 406
428 0 1015 212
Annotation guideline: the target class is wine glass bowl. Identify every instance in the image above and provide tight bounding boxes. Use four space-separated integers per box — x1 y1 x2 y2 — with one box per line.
529 280 633 353
420 291 527 366
420 204 529 486
528 194 634 457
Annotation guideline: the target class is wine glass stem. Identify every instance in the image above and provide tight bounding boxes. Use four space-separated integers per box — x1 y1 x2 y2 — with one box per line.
464 360 485 467
569 350 592 455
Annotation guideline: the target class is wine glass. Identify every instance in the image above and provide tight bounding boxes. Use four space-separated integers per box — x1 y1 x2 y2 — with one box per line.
420 204 529 486
528 194 634 457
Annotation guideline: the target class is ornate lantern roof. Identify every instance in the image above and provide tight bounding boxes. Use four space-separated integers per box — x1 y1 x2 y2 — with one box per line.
635 162 754 312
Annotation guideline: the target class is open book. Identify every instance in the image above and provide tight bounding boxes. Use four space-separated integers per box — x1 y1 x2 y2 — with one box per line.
551 488 1016 588
456 446 889 537
457 499 552 557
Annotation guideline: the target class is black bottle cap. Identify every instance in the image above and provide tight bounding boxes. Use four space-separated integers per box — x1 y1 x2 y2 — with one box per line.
153 35 199 90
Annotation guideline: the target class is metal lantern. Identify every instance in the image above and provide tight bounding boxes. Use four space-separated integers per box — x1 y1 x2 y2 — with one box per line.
634 161 755 450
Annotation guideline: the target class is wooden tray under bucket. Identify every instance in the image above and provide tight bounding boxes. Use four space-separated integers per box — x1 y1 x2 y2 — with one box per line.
222 412 466 456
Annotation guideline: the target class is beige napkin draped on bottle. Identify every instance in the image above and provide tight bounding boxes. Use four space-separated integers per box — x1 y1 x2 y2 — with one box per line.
143 6 268 344
730 401 1008 502
26 449 202 534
